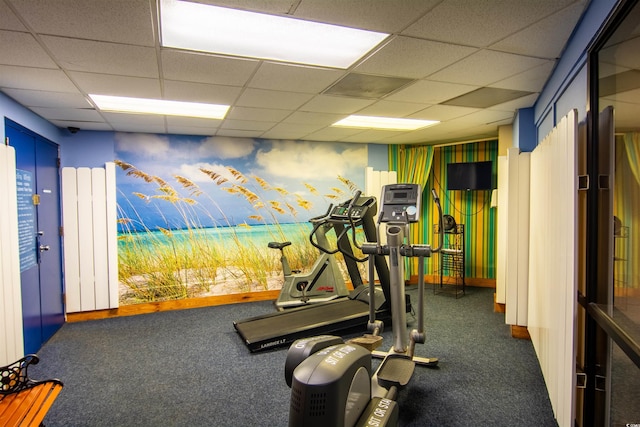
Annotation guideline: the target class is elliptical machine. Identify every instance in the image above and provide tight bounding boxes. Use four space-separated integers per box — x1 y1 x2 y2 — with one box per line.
284 184 444 427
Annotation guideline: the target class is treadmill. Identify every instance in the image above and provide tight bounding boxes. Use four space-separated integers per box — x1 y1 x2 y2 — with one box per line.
234 194 393 352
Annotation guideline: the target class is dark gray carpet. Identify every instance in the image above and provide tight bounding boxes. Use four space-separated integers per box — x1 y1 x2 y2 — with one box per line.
30 286 558 426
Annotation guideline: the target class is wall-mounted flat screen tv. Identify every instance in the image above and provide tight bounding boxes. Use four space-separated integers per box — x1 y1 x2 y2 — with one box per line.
446 161 493 191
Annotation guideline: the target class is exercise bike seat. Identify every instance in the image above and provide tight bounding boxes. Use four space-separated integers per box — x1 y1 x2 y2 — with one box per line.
268 241 292 250
376 354 416 389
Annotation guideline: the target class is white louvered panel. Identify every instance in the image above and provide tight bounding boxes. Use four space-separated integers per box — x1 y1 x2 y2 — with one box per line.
0 144 23 365
528 110 577 427
76 167 96 310
105 162 119 308
63 165 119 313
495 156 507 304
516 152 530 324
504 147 520 325
91 168 109 310
62 167 81 312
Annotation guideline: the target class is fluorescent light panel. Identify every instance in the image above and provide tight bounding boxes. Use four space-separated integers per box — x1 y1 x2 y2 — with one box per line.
332 115 440 131
160 0 389 69
90 94 229 119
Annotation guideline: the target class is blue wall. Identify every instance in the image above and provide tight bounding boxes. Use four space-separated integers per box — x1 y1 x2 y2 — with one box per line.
533 0 620 141
1 92 63 147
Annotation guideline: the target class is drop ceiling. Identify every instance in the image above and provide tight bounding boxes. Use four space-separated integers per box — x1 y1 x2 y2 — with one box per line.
0 0 591 144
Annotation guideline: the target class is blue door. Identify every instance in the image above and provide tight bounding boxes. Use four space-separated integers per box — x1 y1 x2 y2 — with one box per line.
6 119 64 354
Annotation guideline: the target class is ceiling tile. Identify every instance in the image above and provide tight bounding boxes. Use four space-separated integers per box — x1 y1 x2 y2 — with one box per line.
215 129 265 138
248 62 344 93
69 72 161 98
0 31 58 68
50 120 112 132
221 119 275 131
194 0 297 15
486 93 540 112
342 129 401 143
443 87 533 108
428 50 549 86
490 2 588 58
454 109 514 128
300 95 375 114
409 104 478 121
109 122 168 134
42 36 158 77
0 65 78 91
403 0 576 48
385 80 478 104
302 126 365 142
324 73 414 99
488 61 555 92
293 0 440 33
282 111 344 125
30 106 102 121
237 88 313 110
165 116 222 129
261 123 319 140
227 106 292 122
163 80 242 104
9 0 155 46
2 88 90 108
162 50 259 86
0 2 27 31
356 100 428 117
355 36 477 79
101 112 166 126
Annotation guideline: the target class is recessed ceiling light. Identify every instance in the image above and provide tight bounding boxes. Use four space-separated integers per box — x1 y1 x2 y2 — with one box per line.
89 94 229 119
159 0 389 69
332 115 439 131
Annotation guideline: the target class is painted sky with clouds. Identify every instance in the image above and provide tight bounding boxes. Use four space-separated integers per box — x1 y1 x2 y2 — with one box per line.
114 133 368 231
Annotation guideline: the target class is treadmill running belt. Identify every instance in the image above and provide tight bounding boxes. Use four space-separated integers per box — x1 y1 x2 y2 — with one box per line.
234 298 377 352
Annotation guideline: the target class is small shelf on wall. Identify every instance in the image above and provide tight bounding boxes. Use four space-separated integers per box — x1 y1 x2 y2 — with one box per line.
433 223 465 298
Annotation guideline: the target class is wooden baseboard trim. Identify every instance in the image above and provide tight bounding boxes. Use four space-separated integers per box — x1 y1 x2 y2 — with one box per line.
510 325 531 340
410 275 496 288
67 290 281 323
67 276 498 323
493 293 506 313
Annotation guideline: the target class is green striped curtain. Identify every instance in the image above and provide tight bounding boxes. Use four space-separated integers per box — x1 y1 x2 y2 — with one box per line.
623 132 640 186
614 134 640 289
388 145 434 276
389 140 498 279
433 141 497 279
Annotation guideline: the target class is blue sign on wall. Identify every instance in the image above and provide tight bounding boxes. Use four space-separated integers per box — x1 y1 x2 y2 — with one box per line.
16 169 37 272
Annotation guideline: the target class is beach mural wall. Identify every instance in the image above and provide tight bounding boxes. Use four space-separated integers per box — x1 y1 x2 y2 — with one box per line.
114 132 368 305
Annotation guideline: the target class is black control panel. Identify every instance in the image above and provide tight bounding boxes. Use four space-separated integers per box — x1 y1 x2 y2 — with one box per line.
378 183 421 223
329 196 376 222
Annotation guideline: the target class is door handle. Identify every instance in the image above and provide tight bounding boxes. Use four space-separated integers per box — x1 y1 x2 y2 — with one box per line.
40 245 50 252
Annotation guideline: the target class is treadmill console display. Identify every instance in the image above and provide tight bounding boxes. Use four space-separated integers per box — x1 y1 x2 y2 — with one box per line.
330 196 375 221
379 184 421 223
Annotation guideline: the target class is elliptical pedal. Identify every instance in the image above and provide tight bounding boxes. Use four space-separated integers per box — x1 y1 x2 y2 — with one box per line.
376 354 416 389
